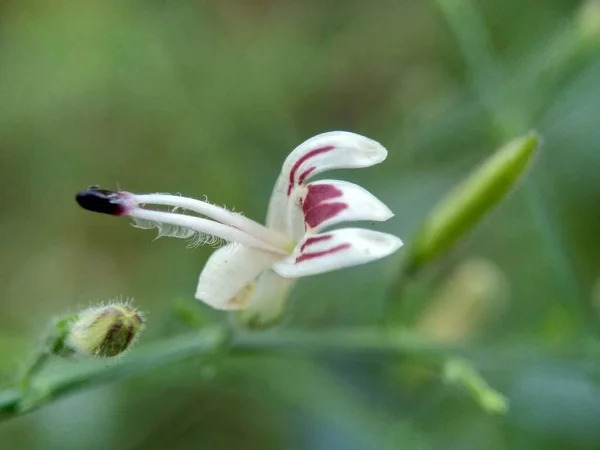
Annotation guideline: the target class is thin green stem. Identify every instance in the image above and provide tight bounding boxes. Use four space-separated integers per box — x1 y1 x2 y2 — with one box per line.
1 327 229 420
2 325 599 421
434 0 526 137
522 178 587 316
0 327 448 421
20 352 50 390
232 327 450 357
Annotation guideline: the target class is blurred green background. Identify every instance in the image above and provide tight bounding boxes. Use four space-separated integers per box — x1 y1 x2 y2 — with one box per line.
2 0 600 449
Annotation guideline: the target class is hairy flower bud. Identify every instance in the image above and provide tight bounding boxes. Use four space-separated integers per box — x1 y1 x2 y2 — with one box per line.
67 303 145 357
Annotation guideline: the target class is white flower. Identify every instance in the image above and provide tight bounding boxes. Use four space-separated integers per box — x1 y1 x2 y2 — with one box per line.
76 131 403 326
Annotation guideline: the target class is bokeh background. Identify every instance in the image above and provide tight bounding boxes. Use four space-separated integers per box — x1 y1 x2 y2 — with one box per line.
2 0 600 449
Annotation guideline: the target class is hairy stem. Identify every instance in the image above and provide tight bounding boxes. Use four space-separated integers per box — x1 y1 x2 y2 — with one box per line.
0 327 446 421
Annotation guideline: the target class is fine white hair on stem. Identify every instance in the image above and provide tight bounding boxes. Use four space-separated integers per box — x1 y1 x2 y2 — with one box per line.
163 196 242 219
131 217 226 248
132 193 291 250
134 198 239 248
127 208 287 255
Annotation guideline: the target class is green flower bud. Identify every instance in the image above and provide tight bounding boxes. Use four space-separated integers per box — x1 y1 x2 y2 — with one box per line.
407 133 540 272
67 303 145 357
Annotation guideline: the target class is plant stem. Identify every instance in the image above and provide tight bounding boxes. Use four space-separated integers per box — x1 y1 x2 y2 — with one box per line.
1 327 228 420
232 327 449 356
3 325 598 421
20 352 50 390
0 327 447 421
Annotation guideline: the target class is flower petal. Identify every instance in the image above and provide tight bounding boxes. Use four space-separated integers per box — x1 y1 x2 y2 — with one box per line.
237 270 296 329
273 228 403 278
282 131 388 195
195 244 280 310
300 179 393 233
266 131 388 236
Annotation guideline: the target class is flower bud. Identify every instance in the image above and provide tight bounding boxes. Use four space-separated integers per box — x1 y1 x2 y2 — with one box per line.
67 302 145 357
407 132 539 272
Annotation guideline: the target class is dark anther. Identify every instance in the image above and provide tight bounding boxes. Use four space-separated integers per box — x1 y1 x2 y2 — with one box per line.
75 186 127 216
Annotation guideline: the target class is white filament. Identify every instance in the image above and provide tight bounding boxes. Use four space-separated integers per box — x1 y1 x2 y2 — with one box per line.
134 194 292 251
131 217 226 248
128 208 287 255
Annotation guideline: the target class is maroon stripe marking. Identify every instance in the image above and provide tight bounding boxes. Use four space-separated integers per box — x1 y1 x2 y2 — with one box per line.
302 184 347 228
304 203 348 228
300 234 332 252
298 166 316 185
287 145 334 196
295 243 350 263
302 184 343 211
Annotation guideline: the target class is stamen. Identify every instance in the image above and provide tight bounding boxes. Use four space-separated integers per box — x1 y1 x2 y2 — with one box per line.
75 187 135 216
133 193 293 251
129 209 287 255
75 187 291 254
